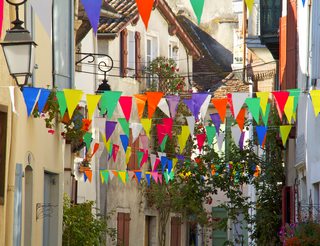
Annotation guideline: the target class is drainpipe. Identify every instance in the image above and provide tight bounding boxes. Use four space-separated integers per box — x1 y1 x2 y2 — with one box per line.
242 1 247 83
185 48 192 89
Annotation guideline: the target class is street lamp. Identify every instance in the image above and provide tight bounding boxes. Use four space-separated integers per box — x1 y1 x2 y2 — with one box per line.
1 0 37 89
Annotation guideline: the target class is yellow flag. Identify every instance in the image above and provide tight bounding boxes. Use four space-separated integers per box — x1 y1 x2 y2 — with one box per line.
280 125 292 146
126 147 132 165
178 126 190 154
245 0 254 12
256 92 269 115
284 96 294 123
86 94 101 120
100 171 104 184
63 89 83 118
141 118 152 138
101 132 111 153
118 171 127 184
172 158 178 170
310 90 320 117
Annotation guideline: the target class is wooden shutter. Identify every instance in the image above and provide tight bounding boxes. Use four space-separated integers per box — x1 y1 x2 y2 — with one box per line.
117 213 130 246
120 29 128 78
170 217 181 246
286 0 297 89
135 31 142 81
279 16 287 87
0 111 7 204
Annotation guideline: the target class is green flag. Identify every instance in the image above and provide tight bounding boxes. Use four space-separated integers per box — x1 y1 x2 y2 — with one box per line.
261 103 271 126
245 98 261 124
99 91 122 119
56 91 67 117
83 132 92 150
160 135 168 152
118 118 130 137
190 0 205 24
205 125 216 146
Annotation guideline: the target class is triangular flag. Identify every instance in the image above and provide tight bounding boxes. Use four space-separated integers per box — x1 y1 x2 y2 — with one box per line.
236 108 246 131
141 118 152 138
162 118 173 139
135 0 154 29
134 94 147 119
245 0 254 12
256 92 270 116
83 172 88 182
63 89 83 118
84 170 92 183
23 87 41 117
140 135 149 150
190 0 205 24
186 116 195 136
119 96 132 121
256 126 267 147
90 143 100 157
284 96 294 123
120 135 129 152
126 147 132 165
100 171 104 184
211 98 228 122
217 132 225 152
157 124 167 145
130 123 143 143
272 91 290 120
262 103 271 126
134 171 142 183
210 113 221 135
109 170 115 180
137 151 144 168
172 158 178 170
178 126 190 154
309 90 320 117
205 126 216 146
164 171 170 184
239 131 246 150
151 172 158 183
145 172 151 186
101 170 109 184
118 118 130 137
158 98 171 118
100 91 122 119
158 152 167 159
280 125 292 146
196 133 206 152
231 125 241 147
29 0 52 35
38 89 51 113
56 91 67 117
140 149 149 168
200 95 211 121
161 156 168 173
184 93 209 120
245 98 260 123
128 171 135 180
167 159 173 174
86 94 101 120
150 154 157 170
166 95 180 118
146 92 164 119
153 158 160 172
112 144 120 162
83 132 92 150
105 121 117 141
160 135 168 152
227 93 235 117
8 86 18 115
288 89 301 113
118 171 127 184
80 0 102 33
302 0 306 7
232 93 248 118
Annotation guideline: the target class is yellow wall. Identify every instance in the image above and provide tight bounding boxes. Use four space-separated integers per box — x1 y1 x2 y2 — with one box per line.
0 3 66 246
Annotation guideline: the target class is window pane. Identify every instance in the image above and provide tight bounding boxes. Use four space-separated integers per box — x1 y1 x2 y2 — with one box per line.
53 0 73 89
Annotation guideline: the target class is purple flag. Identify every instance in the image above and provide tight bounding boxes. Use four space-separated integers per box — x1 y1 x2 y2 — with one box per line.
183 98 195 117
183 93 209 120
166 95 180 118
210 113 221 135
81 0 102 34
239 131 246 150
105 121 117 141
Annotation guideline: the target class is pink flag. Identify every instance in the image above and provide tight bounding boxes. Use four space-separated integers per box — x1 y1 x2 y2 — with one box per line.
162 118 173 139
112 144 120 162
196 133 206 152
119 96 132 121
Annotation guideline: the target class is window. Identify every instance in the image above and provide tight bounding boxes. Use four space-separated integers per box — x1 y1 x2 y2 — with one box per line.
53 0 74 89
146 35 159 87
0 111 7 205
170 217 181 246
212 207 228 245
127 30 136 76
169 42 179 63
117 213 130 246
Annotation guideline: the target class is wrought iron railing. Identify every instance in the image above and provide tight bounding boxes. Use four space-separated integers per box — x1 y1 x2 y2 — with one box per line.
297 204 320 223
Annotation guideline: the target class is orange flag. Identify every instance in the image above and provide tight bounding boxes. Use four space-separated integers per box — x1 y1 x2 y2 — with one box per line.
236 108 246 131
84 170 92 183
146 92 164 119
211 98 228 123
134 94 147 119
135 0 154 29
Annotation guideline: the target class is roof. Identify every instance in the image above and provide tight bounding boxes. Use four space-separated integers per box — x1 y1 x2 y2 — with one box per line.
96 0 201 59
176 15 233 91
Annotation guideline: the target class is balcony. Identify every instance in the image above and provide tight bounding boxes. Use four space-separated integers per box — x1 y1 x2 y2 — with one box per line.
259 0 281 59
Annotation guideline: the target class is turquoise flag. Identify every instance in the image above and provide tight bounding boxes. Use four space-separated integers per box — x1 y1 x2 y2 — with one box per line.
190 0 205 24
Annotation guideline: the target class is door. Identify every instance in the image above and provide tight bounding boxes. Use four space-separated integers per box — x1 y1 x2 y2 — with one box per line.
24 165 33 246
145 216 157 246
212 207 228 246
170 217 181 246
43 172 59 246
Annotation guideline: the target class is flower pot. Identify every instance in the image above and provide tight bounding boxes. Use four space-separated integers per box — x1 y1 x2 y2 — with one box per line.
79 166 91 173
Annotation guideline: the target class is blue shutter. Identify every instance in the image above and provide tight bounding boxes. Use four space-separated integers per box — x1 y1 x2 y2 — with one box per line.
13 164 23 246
